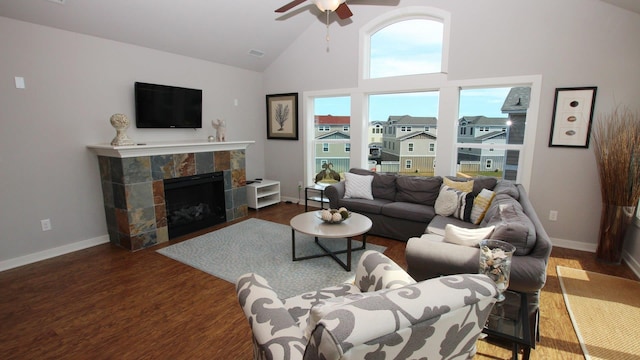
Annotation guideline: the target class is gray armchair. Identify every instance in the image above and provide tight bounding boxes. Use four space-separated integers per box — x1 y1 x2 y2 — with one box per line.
236 250 498 360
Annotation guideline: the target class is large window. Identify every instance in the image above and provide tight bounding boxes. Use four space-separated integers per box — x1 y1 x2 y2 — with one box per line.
456 87 530 181
368 91 439 175
313 97 350 183
304 7 539 190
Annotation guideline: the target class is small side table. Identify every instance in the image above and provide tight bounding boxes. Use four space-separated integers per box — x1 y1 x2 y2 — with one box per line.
482 290 535 360
305 184 329 211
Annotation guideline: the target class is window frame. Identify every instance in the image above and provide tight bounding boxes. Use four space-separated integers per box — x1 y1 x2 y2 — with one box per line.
301 7 541 192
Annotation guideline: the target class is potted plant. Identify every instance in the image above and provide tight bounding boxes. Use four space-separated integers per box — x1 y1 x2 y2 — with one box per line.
592 106 640 263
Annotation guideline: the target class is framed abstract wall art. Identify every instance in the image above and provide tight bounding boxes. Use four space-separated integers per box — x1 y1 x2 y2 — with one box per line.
549 86 597 148
266 93 298 140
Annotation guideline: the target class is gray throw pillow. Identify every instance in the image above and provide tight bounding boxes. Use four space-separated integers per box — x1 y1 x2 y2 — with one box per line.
486 202 536 255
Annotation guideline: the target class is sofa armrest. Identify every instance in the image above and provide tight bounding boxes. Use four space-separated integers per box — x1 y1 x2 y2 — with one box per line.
236 273 306 360
324 182 345 209
308 274 497 359
354 250 416 292
406 236 549 294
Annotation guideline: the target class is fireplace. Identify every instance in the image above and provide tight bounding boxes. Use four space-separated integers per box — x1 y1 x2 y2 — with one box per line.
164 172 226 239
89 141 254 251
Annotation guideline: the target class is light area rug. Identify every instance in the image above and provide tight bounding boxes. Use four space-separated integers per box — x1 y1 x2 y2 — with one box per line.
557 266 640 360
157 218 386 299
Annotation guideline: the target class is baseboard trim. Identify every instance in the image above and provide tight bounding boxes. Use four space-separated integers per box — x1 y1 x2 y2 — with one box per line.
552 237 640 278
622 251 640 279
551 237 597 253
0 235 110 272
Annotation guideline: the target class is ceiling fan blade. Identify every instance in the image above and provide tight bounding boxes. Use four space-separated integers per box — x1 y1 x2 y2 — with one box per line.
335 3 353 19
275 0 307 13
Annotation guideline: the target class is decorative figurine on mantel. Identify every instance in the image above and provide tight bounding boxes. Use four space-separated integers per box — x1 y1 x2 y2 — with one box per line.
211 119 227 142
110 113 134 146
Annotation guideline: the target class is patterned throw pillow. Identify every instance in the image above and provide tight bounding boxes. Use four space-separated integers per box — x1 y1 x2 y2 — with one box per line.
343 172 374 200
452 189 474 222
470 188 496 224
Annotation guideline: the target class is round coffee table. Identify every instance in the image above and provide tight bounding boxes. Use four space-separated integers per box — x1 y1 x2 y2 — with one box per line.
290 211 373 271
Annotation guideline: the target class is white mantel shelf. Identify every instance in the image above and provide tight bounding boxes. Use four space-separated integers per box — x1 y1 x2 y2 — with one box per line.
87 140 255 158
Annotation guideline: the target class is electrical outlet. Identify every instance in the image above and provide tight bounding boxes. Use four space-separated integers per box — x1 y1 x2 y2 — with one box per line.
549 210 558 222
41 218 52 231
298 181 303 188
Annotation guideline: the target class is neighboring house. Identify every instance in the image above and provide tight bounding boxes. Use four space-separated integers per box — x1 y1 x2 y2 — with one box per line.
368 121 385 162
457 116 509 173
501 87 531 180
381 116 438 173
314 115 351 174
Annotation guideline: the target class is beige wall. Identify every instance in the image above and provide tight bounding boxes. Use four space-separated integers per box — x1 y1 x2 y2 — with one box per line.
264 0 640 272
0 17 265 266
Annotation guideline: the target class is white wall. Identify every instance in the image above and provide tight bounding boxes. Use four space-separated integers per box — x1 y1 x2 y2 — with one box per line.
0 17 265 266
264 0 640 262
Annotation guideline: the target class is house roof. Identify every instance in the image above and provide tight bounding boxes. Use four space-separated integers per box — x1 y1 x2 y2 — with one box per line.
459 116 509 127
316 131 350 140
397 131 437 141
388 116 438 126
502 87 531 114
315 115 350 125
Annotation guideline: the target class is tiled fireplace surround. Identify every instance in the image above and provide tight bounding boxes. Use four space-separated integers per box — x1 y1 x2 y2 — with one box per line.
90 141 252 251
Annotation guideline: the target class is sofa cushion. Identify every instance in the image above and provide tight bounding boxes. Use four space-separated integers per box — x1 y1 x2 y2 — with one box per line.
444 224 495 247
395 176 442 205
493 180 519 200
485 203 536 255
381 202 435 223
350 169 397 201
344 172 374 200
481 193 523 227
338 197 391 215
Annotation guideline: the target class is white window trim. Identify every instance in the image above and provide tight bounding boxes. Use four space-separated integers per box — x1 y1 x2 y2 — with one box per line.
302 8 541 193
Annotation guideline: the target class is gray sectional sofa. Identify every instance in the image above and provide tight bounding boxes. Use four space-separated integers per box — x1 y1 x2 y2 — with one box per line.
325 168 552 335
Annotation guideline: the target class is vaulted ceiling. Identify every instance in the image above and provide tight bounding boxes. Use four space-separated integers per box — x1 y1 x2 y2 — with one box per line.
0 0 637 73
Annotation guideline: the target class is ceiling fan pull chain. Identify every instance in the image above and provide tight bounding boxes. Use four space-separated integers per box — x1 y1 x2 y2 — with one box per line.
325 10 331 52
325 10 330 42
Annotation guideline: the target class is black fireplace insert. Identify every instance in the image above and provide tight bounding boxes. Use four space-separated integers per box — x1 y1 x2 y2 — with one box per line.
164 172 226 239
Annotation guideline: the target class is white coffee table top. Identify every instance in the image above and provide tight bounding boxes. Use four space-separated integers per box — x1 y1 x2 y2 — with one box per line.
290 211 372 238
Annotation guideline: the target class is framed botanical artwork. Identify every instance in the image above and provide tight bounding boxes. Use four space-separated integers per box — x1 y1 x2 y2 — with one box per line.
549 86 597 148
266 93 298 140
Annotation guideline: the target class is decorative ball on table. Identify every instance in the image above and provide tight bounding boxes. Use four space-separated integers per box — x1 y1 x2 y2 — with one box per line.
109 113 135 146
319 207 350 224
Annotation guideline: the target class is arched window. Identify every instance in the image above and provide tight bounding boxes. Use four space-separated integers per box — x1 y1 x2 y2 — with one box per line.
369 18 444 78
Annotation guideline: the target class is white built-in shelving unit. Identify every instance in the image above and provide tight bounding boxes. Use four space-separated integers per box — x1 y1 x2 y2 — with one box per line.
246 180 280 209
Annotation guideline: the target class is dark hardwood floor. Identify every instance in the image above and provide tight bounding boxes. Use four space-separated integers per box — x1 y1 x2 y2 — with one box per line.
0 202 637 359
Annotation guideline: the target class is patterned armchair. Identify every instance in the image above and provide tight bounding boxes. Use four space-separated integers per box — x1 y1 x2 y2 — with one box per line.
236 250 498 360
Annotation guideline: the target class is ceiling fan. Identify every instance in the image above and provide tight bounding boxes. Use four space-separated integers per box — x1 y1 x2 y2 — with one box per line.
276 0 353 19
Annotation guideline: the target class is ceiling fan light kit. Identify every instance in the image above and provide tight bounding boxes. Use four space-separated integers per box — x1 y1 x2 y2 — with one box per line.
311 0 346 12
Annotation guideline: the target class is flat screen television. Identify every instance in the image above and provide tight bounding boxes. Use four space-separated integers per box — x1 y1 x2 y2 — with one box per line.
134 82 202 128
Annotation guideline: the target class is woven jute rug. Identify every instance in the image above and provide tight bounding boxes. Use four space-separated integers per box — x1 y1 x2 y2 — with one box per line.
557 266 640 360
